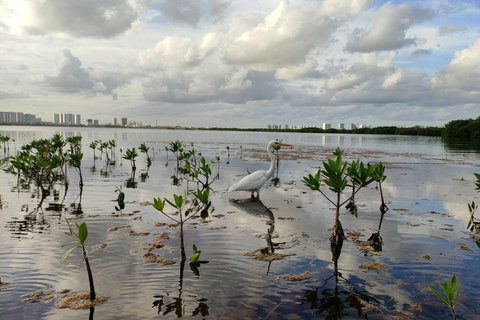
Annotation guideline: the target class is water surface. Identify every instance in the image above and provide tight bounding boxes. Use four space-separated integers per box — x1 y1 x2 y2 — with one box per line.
1 126 480 319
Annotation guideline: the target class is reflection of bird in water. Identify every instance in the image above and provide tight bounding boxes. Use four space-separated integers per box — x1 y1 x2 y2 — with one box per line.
228 140 292 200
229 199 275 247
228 198 275 225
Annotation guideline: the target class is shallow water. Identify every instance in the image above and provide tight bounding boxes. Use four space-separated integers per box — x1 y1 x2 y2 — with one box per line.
1 126 480 319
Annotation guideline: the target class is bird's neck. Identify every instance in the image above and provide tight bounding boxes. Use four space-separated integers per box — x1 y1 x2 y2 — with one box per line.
266 147 276 179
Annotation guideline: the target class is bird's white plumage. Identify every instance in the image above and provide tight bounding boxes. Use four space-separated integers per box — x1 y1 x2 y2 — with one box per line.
228 140 292 199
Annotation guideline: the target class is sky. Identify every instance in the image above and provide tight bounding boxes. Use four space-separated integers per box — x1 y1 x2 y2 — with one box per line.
1 0 480 128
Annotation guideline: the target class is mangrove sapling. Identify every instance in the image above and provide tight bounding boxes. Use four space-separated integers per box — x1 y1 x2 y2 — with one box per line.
303 148 382 244
167 140 184 172
6 138 64 208
428 275 461 320
139 143 152 166
153 151 216 261
66 136 83 189
61 218 96 302
108 140 117 164
123 148 138 172
153 188 212 261
89 140 99 161
189 244 209 276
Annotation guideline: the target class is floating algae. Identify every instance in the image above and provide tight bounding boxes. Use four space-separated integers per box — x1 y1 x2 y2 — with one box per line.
275 272 310 281
244 248 294 261
359 262 388 272
22 289 56 302
57 291 108 310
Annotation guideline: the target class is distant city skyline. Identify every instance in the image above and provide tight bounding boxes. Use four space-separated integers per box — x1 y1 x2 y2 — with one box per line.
1 110 442 130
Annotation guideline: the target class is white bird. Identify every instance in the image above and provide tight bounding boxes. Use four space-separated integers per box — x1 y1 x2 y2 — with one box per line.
228 140 292 200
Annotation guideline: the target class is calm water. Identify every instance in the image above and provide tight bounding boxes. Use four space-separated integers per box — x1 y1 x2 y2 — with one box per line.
1 126 480 320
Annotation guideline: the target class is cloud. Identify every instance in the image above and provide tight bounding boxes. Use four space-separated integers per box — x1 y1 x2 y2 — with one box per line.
438 25 467 35
14 0 137 37
224 0 368 70
142 62 279 104
409 49 433 59
43 50 133 98
138 33 220 69
157 0 231 26
345 3 434 52
0 90 30 100
431 38 480 94
44 50 94 92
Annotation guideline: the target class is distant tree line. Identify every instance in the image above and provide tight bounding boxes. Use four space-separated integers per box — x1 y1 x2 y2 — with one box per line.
206 126 444 137
442 116 480 140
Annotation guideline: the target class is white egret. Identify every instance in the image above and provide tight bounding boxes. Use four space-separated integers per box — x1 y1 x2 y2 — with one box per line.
228 140 292 200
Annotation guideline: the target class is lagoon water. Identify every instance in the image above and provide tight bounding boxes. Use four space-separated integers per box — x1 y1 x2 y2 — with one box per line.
1 126 480 319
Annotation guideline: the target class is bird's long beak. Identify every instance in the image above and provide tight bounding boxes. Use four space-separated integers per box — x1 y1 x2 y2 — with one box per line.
279 143 292 147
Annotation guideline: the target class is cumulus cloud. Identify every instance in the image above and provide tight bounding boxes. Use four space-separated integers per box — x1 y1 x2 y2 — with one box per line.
431 38 480 93
224 0 364 70
142 62 279 104
44 50 94 92
138 33 220 69
345 3 434 52
14 0 137 37
157 0 231 26
43 50 132 98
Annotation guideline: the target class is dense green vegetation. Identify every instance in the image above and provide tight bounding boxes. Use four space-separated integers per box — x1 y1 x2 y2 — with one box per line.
442 116 480 140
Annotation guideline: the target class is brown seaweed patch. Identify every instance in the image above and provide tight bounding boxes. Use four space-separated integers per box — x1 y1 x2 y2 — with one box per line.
155 222 167 227
0 282 12 290
209 226 227 230
359 262 388 272
57 291 108 309
108 225 131 232
278 217 295 221
276 272 310 281
458 242 473 251
422 254 431 260
22 289 56 302
157 258 175 266
245 248 294 261
129 231 150 236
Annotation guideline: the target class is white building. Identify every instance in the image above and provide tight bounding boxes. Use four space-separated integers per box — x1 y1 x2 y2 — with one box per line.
112 118 118 126
337 123 345 130
75 114 81 125
323 123 331 130
53 113 60 124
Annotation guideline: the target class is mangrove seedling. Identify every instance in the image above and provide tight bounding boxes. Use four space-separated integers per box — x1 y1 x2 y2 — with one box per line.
61 218 96 301
303 148 383 244
428 275 460 320
139 143 152 166
123 148 138 172
153 188 212 262
89 140 99 160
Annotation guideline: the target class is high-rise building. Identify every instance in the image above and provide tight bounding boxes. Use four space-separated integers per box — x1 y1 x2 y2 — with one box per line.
112 118 118 126
121 118 128 127
64 113 74 125
75 114 81 125
53 113 60 124
323 123 331 130
338 123 344 130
